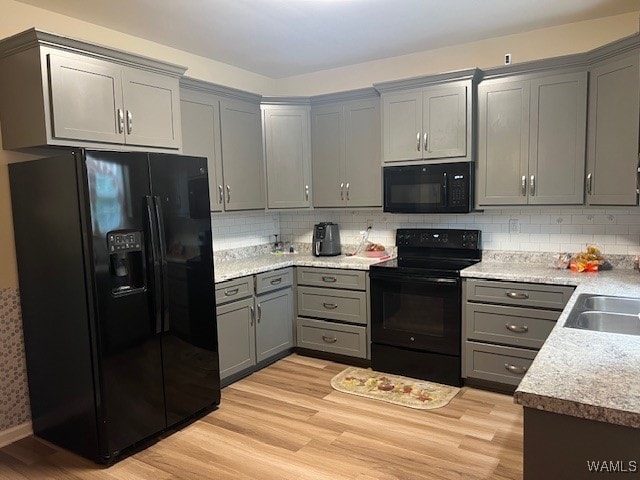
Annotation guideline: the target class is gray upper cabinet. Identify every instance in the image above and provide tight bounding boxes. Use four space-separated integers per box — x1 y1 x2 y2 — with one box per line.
311 91 381 208
0 29 185 151
220 98 266 211
586 53 640 206
180 88 224 212
376 71 476 164
262 104 311 209
477 71 587 206
181 78 265 212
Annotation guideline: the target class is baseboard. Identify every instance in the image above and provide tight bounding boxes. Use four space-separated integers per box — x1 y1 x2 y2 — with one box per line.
0 421 33 448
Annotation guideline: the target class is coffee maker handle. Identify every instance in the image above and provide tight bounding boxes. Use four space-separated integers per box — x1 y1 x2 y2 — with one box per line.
314 240 321 256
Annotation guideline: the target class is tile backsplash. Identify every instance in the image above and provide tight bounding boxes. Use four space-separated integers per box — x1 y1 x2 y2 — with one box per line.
217 207 640 256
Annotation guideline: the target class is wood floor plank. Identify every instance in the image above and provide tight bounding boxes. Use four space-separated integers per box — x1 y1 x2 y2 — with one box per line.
0 354 523 479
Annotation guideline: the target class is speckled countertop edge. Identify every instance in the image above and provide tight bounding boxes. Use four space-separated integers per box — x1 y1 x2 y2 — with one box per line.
214 252 387 283
462 261 640 429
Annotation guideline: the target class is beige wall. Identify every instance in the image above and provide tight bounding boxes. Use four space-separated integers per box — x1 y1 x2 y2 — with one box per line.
0 0 638 291
272 12 640 95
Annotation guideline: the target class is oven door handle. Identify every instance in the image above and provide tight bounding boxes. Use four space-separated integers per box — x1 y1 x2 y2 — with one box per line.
370 272 459 285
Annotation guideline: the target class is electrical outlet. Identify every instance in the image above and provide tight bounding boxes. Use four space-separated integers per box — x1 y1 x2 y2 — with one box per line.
365 218 375 229
504 53 512 65
509 219 520 234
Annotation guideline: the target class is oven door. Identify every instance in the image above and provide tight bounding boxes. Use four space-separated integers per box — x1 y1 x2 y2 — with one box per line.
370 270 461 356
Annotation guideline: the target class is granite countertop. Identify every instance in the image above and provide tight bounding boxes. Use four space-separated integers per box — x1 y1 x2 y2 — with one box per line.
462 261 640 428
214 252 388 283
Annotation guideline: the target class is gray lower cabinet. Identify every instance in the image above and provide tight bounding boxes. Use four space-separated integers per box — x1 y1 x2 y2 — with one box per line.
310 93 381 208
477 71 587 206
262 104 312 209
0 29 183 150
216 269 294 382
586 51 640 206
463 278 574 389
296 267 369 359
180 79 265 212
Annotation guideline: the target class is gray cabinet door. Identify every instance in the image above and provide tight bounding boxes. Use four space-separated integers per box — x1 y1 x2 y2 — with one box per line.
344 98 382 207
48 52 124 144
422 85 466 159
255 287 293 363
180 90 224 212
382 89 422 162
216 297 256 379
220 99 266 210
586 54 640 206
121 67 181 149
263 106 311 209
528 72 587 205
311 103 344 207
477 79 530 206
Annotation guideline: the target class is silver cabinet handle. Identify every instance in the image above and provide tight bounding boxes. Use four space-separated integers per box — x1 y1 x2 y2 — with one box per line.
249 306 255 326
218 185 223 204
345 182 350 201
424 132 429 152
305 184 309 201
322 335 337 343
322 276 337 283
270 277 282 285
587 173 593 195
416 132 421 151
504 363 528 375
505 323 529 333
126 110 133 134
530 175 535 196
340 182 344 201
226 185 231 203
224 288 239 297
506 291 529 299
323 302 338 310
117 109 124 134
521 175 527 196
256 303 262 323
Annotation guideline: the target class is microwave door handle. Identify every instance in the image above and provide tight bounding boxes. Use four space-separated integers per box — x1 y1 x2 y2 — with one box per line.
442 172 448 206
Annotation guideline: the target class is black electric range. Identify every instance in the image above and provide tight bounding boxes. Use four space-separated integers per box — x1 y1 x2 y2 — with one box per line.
369 228 481 386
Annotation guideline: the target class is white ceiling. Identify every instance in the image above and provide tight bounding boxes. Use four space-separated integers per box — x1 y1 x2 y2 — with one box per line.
14 0 640 78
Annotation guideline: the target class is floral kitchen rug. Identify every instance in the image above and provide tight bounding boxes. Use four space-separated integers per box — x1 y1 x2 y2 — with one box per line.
330 367 460 410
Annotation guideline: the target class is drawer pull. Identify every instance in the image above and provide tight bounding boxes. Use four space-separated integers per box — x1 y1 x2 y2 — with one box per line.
323 302 338 310
504 363 528 375
224 288 239 297
505 323 529 333
322 335 337 343
506 291 529 299
270 277 283 285
322 276 337 283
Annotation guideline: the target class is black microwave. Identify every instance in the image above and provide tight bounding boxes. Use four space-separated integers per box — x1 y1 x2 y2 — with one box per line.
383 162 473 213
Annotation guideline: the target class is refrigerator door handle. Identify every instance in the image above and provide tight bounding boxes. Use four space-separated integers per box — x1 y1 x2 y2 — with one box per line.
153 196 171 333
146 196 163 335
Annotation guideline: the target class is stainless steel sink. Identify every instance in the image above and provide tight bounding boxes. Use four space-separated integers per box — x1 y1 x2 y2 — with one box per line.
583 296 640 315
564 294 640 336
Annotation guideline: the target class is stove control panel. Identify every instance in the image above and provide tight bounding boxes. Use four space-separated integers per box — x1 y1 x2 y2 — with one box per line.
396 229 480 250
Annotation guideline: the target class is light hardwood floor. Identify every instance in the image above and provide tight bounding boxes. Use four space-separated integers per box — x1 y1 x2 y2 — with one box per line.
0 354 523 479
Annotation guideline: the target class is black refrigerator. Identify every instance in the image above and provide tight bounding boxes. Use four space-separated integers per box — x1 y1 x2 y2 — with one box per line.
10 149 220 464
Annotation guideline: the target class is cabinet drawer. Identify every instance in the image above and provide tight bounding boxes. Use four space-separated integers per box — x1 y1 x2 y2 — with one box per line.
296 318 366 358
215 276 253 305
465 303 559 349
296 267 366 291
256 268 293 295
465 279 574 310
297 286 367 325
465 341 537 386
